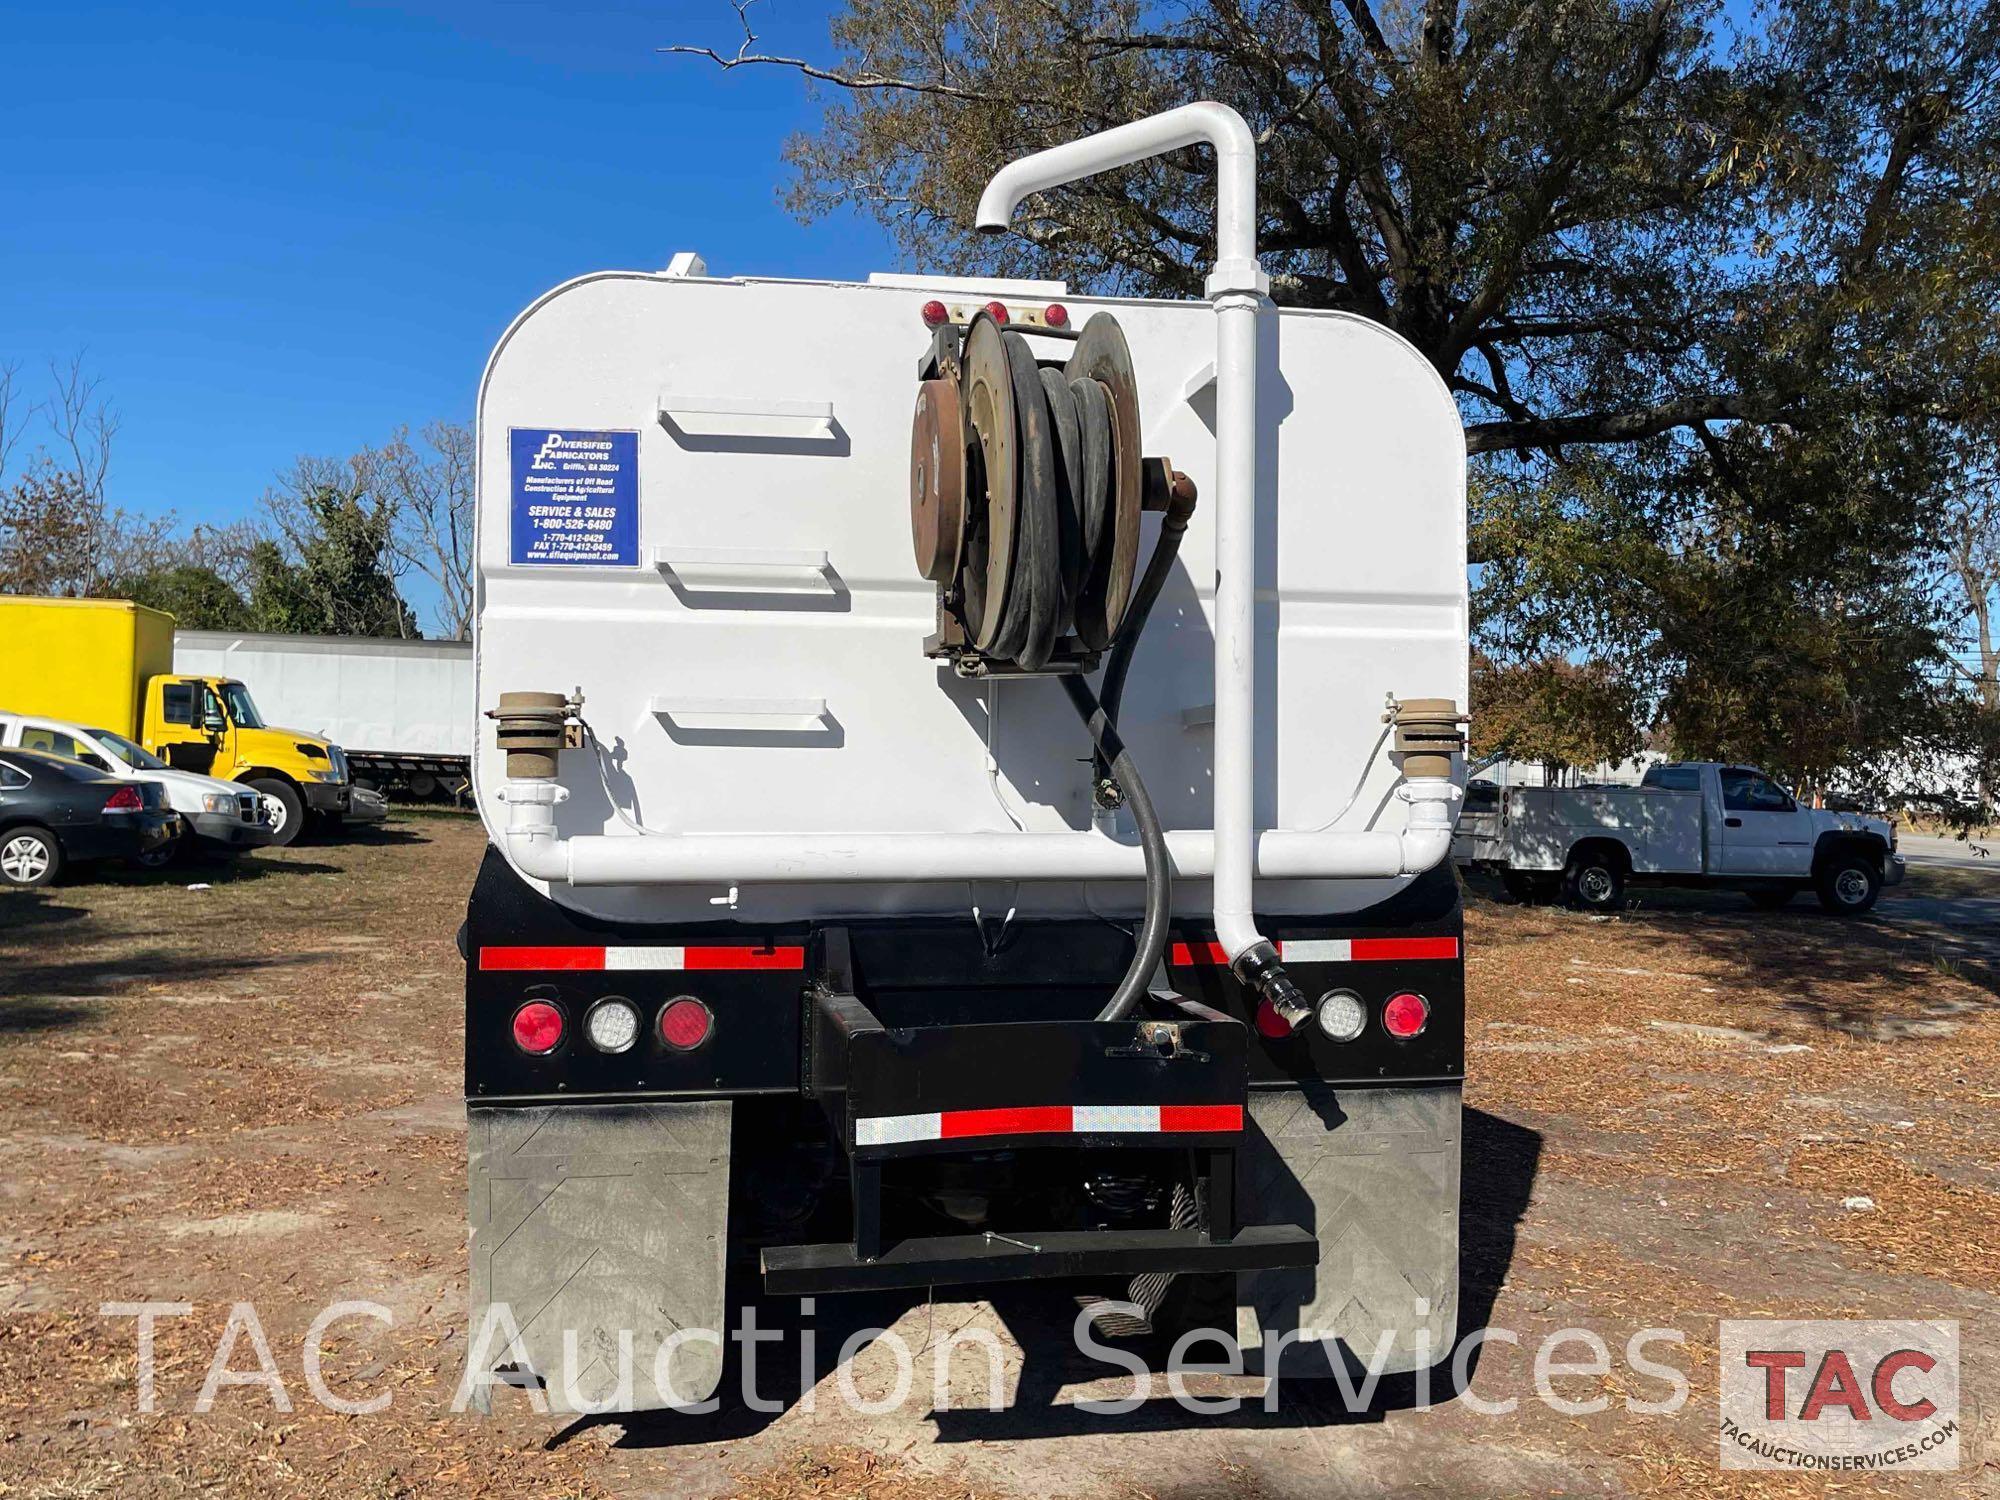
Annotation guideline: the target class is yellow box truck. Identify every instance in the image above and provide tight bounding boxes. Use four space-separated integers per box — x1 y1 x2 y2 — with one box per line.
0 596 352 844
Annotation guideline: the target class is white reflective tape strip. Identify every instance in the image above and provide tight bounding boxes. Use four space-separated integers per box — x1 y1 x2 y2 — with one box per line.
603 947 687 970
854 1112 941 1147
1072 1104 1161 1133
1277 939 1351 963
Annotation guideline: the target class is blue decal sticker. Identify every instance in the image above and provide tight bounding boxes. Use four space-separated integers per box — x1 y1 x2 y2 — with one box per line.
510 428 639 566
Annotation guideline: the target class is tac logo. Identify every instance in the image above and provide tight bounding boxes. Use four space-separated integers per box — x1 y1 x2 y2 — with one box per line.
1719 1319 1958 1471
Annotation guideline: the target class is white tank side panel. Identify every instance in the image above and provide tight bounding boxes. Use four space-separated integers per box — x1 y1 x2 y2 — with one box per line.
473 274 1465 923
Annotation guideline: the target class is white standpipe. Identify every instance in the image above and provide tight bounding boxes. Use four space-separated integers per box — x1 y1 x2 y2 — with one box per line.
975 101 1276 974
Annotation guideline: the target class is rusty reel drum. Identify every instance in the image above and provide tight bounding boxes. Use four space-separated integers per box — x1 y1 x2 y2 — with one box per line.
909 310 1147 671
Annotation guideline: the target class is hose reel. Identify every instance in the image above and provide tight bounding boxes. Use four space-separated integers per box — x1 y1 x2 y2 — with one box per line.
908 306 1196 1024
912 309 1178 675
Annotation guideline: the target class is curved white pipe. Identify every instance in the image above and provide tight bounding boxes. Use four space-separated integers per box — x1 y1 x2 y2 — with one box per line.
502 777 1459 890
975 102 1273 966
973 102 1268 300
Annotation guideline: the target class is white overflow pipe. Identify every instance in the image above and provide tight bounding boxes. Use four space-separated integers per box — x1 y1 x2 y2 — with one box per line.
976 101 1274 967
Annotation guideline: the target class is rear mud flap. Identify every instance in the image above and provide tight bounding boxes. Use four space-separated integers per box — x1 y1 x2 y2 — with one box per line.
1236 1085 1460 1378
467 1102 730 1414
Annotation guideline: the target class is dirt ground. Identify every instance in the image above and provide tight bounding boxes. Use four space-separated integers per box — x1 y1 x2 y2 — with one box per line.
0 813 1994 1498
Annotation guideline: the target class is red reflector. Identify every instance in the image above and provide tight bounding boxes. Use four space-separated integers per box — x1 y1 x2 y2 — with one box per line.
984 300 1010 323
1160 1103 1242 1132
1044 302 1069 328
104 785 144 811
1350 936 1460 962
940 1104 1069 1139
1382 992 1430 1040
512 1000 563 1055
658 996 713 1051
920 299 948 327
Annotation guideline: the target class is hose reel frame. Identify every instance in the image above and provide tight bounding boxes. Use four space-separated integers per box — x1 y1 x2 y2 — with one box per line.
913 309 1157 678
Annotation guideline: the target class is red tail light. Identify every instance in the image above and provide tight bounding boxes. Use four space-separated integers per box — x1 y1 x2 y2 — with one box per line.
984 300 1010 324
659 996 713 1051
920 299 948 328
103 786 144 812
1382 992 1430 1040
511 1000 564 1054
1044 303 1069 328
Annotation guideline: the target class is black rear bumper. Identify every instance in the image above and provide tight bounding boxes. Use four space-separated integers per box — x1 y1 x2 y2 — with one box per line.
779 939 1316 1291
764 1222 1316 1294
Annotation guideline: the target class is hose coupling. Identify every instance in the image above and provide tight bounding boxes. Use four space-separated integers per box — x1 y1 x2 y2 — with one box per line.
1233 940 1310 1037
1388 697 1467 781
488 689 577 780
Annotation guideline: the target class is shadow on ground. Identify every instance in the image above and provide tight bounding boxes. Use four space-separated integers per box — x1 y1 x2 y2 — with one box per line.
83 855 345 891
0 892 91 932
0 997 102 1035
0 947 319 1003
1464 869 2000 1021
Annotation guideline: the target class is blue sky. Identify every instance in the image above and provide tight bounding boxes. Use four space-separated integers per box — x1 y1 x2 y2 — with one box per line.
0 1 892 540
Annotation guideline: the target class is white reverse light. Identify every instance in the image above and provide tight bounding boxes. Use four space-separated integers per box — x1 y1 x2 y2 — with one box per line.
584 998 641 1053
1316 989 1366 1042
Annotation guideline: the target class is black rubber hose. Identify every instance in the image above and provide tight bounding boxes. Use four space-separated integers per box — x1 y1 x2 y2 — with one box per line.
1062 674 1172 1023
1095 473 1198 785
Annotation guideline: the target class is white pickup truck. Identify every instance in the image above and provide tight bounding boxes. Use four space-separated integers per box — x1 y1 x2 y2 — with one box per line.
1454 761 1904 914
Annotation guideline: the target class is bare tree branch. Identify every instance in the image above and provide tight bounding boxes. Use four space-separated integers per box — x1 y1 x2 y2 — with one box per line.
661 2 1002 102
45 353 118 504
1464 393 1779 454
0 360 22 483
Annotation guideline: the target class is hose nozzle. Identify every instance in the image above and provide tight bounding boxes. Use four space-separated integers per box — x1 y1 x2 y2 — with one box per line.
1233 940 1310 1037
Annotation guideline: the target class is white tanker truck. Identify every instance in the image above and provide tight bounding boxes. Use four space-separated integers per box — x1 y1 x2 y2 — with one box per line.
461 105 1469 1413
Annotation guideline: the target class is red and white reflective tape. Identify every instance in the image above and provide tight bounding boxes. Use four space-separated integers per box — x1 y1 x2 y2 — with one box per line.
854 1102 1243 1148
478 944 805 972
1169 936 1459 966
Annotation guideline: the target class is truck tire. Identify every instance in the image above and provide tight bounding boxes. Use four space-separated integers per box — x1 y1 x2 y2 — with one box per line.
1747 887 1795 911
0 825 62 888
1814 852 1881 916
250 779 305 847
1562 850 1626 912
1501 869 1553 905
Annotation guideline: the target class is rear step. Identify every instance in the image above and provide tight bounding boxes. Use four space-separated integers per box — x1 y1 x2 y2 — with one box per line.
763 1223 1316 1295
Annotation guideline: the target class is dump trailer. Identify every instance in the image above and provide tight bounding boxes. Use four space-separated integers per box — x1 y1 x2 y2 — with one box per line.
175 630 473 799
462 104 1470 1414
0 596 352 845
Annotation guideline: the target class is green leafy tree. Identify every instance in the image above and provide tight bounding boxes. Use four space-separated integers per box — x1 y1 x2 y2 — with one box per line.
1470 652 1643 781
108 564 251 630
669 0 2000 790
251 479 416 638
672 0 2000 453
1472 433 1957 790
